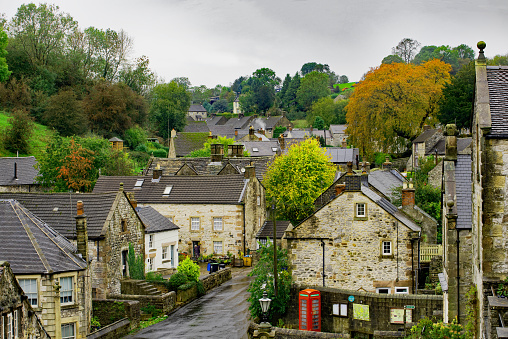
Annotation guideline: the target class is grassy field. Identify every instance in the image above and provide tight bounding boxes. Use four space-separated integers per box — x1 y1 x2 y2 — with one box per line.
292 119 309 128
0 111 54 158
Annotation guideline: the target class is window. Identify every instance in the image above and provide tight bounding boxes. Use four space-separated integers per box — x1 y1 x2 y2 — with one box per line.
13 310 17 339
134 179 144 188
259 238 267 247
121 219 127 232
271 147 278 152
60 277 73 304
61 323 75 339
213 217 223 231
252 147 259 152
356 203 366 217
7 313 12 339
149 235 154 248
213 241 223 254
19 279 38 306
191 217 200 231
395 287 409 294
376 287 391 294
333 303 348 317
147 257 153 271
162 246 168 260
257 196 261 206
162 185 173 196
382 241 392 256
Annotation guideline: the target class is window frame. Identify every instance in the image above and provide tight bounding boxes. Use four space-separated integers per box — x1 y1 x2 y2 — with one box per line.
18 278 38 307
148 234 154 248
356 203 366 218
147 257 153 271
162 246 168 260
6 312 12 339
382 241 392 256
60 276 74 305
213 241 223 254
191 217 200 231
61 323 75 339
213 217 223 231
395 287 409 294
376 287 391 294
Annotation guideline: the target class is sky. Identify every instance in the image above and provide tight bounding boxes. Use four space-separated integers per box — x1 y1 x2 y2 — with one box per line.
2 0 508 88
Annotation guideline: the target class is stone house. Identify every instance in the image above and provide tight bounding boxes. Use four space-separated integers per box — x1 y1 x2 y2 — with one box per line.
93 170 266 258
0 262 50 339
0 156 42 193
0 199 91 339
286 168 421 294
136 206 179 273
329 124 348 147
407 126 443 171
255 220 292 249
187 104 207 121
250 116 293 138
0 188 145 300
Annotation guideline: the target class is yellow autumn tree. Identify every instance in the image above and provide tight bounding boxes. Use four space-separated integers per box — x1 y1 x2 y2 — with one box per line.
346 59 451 159
263 138 336 224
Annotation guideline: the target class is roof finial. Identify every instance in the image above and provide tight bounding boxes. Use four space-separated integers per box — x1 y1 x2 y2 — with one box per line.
477 41 486 61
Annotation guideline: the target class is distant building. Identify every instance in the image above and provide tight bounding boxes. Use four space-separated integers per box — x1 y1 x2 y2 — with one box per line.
188 104 207 121
109 137 124 151
0 156 42 193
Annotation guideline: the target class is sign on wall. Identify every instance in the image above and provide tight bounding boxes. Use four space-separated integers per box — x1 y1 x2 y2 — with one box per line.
353 303 370 321
390 308 413 324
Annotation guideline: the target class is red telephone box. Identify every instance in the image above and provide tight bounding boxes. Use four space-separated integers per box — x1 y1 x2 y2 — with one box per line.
299 289 321 331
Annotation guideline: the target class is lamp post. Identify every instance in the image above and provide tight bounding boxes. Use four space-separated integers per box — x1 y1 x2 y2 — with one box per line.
259 291 271 324
254 291 275 338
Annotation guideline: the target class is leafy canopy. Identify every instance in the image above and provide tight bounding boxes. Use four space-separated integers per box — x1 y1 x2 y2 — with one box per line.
263 138 336 224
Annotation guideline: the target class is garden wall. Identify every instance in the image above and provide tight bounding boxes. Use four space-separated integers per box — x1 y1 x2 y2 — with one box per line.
92 299 140 330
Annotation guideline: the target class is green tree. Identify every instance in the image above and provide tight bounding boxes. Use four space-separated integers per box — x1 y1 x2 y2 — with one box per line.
3 109 34 154
124 126 148 150
43 88 88 136
128 242 144 279
150 81 191 139
296 71 330 111
263 138 335 224
300 62 330 76
313 116 325 130
102 150 135 176
382 54 405 64
308 97 345 128
339 75 349 84
118 55 156 97
283 72 300 109
0 27 11 82
272 126 286 139
247 240 292 322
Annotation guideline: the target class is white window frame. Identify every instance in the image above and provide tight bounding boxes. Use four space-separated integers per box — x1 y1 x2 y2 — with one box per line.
162 246 168 260
148 235 154 248
134 179 144 188
147 257 153 271
18 279 38 307
356 203 366 217
162 185 172 196
7 313 12 339
382 241 392 256
60 276 74 305
395 287 409 294
271 147 278 152
213 217 223 231
191 217 200 231
252 147 259 152
376 287 391 294
13 310 17 339
213 241 223 254
61 323 75 339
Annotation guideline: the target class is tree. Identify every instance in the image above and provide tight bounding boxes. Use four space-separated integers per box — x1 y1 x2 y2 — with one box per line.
296 71 330 111
308 97 346 128
346 60 451 159
150 81 191 139
43 88 88 136
0 27 11 82
123 126 148 150
392 38 420 63
438 61 475 130
57 138 95 192
382 54 404 64
171 77 191 89
263 138 336 224
339 75 349 84
313 116 325 130
300 62 330 76
118 55 156 97
282 73 300 109
211 98 229 113
3 109 34 154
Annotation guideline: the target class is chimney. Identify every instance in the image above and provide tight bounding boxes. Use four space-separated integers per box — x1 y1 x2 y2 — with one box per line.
289 126 293 132
228 144 244 157
208 131 213 139
341 138 347 148
239 112 244 119
401 180 415 207
278 134 285 150
423 124 431 131
345 161 361 191
244 165 255 179
361 162 369 186
126 192 137 208
444 124 458 161
14 162 17 180
382 157 392 170
235 130 238 136
75 201 89 262
153 168 163 180
249 126 254 136
335 184 345 196
210 143 224 162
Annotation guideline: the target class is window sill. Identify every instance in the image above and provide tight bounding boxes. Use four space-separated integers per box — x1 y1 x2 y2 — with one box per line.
61 303 77 310
354 216 368 221
380 254 394 259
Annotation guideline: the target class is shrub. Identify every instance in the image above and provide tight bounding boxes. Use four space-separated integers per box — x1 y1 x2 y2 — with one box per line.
124 126 148 150
406 317 465 339
141 303 161 318
168 272 188 290
197 280 205 296
135 144 148 153
178 281 196 291
152 149 167 158
127 243 144 280
178 257 200 282
146 271 164 282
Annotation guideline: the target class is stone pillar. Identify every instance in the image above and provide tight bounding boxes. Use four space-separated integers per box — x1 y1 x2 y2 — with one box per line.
444 124 458 161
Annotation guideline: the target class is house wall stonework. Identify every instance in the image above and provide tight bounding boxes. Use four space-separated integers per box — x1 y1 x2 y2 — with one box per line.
287 191 415 292
243 177 266 254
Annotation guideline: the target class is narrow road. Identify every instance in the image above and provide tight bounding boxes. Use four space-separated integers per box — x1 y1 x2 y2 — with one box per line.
125 268 253 339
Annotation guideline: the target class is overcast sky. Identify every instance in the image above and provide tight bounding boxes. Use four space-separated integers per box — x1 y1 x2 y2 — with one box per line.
3 0 508 87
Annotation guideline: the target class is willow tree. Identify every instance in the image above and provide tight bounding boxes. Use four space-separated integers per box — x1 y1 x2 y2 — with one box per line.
345 59 451 159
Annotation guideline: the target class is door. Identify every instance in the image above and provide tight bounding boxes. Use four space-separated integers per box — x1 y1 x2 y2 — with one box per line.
122 250 128 277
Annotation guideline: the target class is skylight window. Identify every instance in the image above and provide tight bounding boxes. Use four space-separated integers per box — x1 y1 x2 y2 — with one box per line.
163 185 173 196
272 147 278 152
252 147 259 152
134 179 144 188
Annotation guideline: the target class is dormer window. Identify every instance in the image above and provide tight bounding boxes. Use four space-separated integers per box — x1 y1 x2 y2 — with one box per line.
134 179 144 188
163 185 173 196
271 147 278 152
252 147 259 152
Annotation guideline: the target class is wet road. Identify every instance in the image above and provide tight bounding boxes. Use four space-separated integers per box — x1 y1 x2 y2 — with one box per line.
125 269 253 339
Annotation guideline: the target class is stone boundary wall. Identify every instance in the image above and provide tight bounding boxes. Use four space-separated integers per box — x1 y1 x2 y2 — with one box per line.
201 267 232 292
248 323 346 338
87 318 131 339
108 291 176 314
92 299 140 330
281 285 443 336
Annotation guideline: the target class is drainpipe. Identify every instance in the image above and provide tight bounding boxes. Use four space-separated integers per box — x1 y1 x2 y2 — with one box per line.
411 238 414 293
243 204 246 255
321 240 326 287
457 228 461 322
396 221 399 281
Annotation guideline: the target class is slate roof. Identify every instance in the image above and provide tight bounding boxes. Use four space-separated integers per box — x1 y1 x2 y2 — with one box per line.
284 129 329 139
183 121 210 133
256 220 291 239
368 169 407 200
456 154 472 229
206 116 227 126
241 141 280 157
137 206 179 234
224 116 255 129
0 199 87 274
250 116 283 130
324 148 359 164
173 132 209 156
413 129 439 143
431 138 472 155
109 137 123 142
0 192 119 239
93 174 248 205
330 125 347 134
188 104 207 112
486 66 508 136
0 156 39 186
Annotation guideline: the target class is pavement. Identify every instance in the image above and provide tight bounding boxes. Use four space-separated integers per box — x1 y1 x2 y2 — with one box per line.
125 265 254 339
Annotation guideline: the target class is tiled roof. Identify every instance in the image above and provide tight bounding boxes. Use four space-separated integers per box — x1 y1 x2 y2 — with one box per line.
173 132 209 156
456 154 472 229
284 129 330 139
430 138 472 155
324 148 359 164
183 121 210 133
137 206 179 234
256 220 291 239
93 174 248 204
206 116 227 126
368 169 406 200
251 116 283 130
413 129 438 143
0 192 119 239
224 116 255 129
0 199 87 274
109 137 123 142
330 125 347 134
0 156 39 186
487 66 508 135
188 104 207 112
241 141 280 157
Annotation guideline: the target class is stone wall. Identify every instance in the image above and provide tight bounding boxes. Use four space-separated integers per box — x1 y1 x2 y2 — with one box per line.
400 205 437 244
87 318 130 339
248 323 345 338
288 191 416 292
281 285 442 337
108 292 176 315
92 299 140 330
428 160 443 189
243 176 267 254
201 267 232 292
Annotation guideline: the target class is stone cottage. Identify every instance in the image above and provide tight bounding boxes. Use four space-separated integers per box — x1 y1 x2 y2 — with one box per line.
0 156 42 193
0 199 91 339
0 188 145 300
93 169 266 258
0 262 50 339
286 168 421 294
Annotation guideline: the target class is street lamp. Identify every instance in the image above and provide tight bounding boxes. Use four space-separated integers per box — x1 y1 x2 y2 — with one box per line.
259 291 272 324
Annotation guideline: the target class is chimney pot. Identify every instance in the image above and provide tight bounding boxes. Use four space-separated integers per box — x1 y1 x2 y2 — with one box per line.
77 200 84 216
244 165 255 179
401 181 416 207
75 200 88 262
235 130 238 136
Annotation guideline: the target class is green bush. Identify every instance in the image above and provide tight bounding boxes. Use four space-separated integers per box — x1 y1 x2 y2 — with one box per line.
178 257 200 282
135 144 148 153
197 280 205 296
127 243 144 279
124 126 148 150
168 272 188 290
146 271 164 282
406 317 465 339
178 281 196 291
152 149 167 158
141 303 161 318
